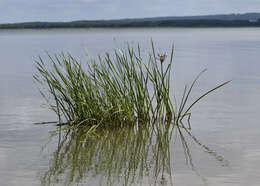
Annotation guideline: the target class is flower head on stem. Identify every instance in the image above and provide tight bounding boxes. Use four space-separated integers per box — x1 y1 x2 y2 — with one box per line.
157 53 167 64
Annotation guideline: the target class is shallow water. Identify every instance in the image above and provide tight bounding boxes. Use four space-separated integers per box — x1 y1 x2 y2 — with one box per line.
0 28 260 186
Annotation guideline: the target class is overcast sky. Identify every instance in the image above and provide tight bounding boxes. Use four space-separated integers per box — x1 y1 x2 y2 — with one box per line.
1 0 260 23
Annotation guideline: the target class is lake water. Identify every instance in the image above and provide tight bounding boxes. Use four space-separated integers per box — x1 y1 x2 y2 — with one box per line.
0 28 260 186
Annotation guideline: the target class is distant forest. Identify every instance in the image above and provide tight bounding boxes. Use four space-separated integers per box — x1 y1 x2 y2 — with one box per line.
1 13 260 29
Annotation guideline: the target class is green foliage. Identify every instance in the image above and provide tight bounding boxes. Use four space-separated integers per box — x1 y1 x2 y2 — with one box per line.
34 42 230 129
1 19 260 29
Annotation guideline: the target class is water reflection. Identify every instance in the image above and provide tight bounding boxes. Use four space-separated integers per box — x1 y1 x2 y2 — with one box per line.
41 121 227 186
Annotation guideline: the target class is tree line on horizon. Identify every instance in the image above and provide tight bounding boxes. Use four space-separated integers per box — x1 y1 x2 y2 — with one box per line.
1 19 260 29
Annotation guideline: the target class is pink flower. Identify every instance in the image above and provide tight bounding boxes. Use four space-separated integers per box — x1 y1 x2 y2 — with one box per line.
157 53 167 63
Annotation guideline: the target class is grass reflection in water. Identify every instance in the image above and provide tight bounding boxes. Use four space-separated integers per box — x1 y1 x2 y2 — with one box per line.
41 120 228 186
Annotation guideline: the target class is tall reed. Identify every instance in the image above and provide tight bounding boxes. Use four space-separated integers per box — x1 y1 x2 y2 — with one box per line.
34 42 230 128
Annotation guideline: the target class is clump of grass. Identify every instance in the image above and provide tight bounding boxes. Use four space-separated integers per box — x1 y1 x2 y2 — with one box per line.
34 41 230 129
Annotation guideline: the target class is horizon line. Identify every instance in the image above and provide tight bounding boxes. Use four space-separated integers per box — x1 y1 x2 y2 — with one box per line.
1 12 260 25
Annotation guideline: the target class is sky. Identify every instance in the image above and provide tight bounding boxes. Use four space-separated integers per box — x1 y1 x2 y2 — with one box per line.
1 0 260 23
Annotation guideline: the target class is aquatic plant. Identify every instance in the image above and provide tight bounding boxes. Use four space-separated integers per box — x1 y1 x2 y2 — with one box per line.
34 41 230 129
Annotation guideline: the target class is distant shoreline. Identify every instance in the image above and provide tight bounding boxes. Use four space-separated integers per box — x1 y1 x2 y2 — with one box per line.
1 19 260 29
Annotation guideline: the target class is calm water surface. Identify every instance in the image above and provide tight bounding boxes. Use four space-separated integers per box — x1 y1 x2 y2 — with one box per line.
0 28 260 186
